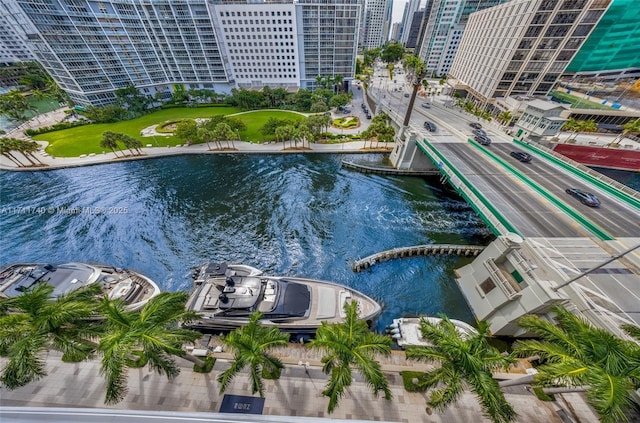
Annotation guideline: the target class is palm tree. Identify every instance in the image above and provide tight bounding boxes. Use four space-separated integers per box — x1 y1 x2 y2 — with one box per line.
100 131 121 157
511 306 640 423
0 137 27 167
406 317 517 423
212 122 235 149
497 111 513 126
611 118 640 146
197 127 215 150
217 312 290 398
0 282 103 390
309 301 392 414
401 55 427 129
97 292 203 405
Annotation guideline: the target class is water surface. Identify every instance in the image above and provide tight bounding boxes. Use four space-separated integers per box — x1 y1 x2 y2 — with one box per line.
0 154 492 330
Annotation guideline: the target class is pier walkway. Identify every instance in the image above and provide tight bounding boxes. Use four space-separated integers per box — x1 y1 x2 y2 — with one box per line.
352 244 485 272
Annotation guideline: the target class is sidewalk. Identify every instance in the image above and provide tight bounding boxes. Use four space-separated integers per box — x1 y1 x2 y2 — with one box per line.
1 109 389 172
0 348 598 422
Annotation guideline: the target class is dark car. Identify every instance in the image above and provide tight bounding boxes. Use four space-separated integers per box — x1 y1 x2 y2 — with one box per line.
366 113 372 119
472 128 486 137
423 121 437 132
474 135 491 145
510 151 532 162
565 188 601 207
469 122 482 129
404 93 410 98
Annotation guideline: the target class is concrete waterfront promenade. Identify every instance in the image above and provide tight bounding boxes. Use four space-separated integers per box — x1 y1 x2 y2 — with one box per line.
0 107 389 172
0 344 600 422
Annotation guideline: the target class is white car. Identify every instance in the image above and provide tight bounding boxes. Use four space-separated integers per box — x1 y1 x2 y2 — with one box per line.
421 102 431 109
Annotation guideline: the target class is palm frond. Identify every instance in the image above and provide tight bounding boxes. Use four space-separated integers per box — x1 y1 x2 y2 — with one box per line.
323 363 352 414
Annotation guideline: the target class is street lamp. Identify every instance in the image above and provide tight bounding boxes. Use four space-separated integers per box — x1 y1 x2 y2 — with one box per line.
298 360 310 375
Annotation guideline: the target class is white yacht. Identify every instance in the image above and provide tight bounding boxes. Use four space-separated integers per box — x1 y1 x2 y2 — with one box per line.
0 262 161 311
185 262 382 333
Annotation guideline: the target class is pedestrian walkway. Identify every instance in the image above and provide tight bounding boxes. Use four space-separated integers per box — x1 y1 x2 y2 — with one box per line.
0 347 599 422
0 108 390 172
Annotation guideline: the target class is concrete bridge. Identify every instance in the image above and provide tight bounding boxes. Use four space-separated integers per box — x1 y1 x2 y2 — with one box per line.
364 83 640 339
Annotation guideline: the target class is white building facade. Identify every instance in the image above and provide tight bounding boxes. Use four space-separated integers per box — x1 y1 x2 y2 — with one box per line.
416 0 505 78
10 0 361 106
448 0 611 104
359 0 392 51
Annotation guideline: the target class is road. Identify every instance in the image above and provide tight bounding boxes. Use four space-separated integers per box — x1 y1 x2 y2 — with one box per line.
367 77 640 239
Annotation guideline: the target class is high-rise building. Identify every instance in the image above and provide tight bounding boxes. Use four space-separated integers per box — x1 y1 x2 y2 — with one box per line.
405 9 426 50
399 0 422 45
0 1 34 66
449 0 611 104
390 22 401 41
565 0 640 79
359 0 392 50
416 0 505 77
11 0 361 106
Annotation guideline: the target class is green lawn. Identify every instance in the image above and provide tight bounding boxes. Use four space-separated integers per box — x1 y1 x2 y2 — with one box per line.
35 107 307 157
549 91 614 110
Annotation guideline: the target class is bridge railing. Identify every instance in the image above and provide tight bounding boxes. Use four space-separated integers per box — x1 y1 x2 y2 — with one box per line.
416 138 519 237
514 139 640 209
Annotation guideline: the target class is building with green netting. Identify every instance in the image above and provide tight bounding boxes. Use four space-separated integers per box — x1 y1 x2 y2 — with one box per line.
566 0 640 79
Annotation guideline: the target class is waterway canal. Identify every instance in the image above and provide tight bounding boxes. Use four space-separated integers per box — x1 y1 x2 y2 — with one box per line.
0 153 493 330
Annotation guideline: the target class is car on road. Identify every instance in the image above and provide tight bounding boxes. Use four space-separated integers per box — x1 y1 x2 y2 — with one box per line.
421 102 431 109
565 188 601 207
472 128 486 137
404 93 410 98
423 121 436 132
510 151 532 162
469 122 482 129
474 135 491 145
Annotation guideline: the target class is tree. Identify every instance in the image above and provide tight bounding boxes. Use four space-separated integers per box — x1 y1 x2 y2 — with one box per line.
120 134 143 156
98 292 203 405
611 118 640 145
333 74 344 93
362 48 381 68
175 120 198 144
0 282 103 390
114 84 150 118
0 89 37 122
211 122 236 149
217 312 290 397
0 137 26 167
497 111 513 126
100 131 121 157
511 306 640 423
406 317 517 423
401 55 427 127
381 43 404 64
309 301 392 414
329 93 350 110
310 100 328 113
361 113 395 149
197 127 215 150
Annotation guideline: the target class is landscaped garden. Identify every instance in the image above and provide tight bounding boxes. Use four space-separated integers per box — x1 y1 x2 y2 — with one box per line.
33 108 306 157
332 116 360 129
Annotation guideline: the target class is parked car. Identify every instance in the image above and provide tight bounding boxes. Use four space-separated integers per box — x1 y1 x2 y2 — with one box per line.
423 121 437 132
366 113 372 119
469 122 482 129
565 188 601 207
404 93 410 98
510 151 532 162
421 102 431 109
474 135 491 145
472 129 486 137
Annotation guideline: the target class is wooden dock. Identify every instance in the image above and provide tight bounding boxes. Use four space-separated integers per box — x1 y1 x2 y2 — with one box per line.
341 160 440 176
352 244 486 272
